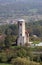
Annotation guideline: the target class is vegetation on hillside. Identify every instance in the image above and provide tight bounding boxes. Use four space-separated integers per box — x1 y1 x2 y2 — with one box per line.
0 46 42 65
0 20 42 65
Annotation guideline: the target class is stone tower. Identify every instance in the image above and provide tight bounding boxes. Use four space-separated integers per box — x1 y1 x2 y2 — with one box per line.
17 19 32 46
17 19 26 46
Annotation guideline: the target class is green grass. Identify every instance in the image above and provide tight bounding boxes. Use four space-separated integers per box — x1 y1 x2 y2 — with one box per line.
0 63 11 65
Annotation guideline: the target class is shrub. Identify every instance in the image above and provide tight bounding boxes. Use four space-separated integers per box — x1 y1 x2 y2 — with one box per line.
1 52 8 62
17 48 27 57
11 57 40 65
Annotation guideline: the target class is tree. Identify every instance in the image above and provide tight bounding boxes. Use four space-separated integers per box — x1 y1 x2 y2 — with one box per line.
4 35 11 48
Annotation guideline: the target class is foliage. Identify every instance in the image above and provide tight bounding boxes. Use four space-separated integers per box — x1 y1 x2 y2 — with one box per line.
26 20 42 37
31 46 42 51
0 46 42 64
11 57 40 65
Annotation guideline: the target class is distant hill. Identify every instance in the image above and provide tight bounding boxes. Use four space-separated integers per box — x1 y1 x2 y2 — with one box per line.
0 0 42 4
0 0 42 22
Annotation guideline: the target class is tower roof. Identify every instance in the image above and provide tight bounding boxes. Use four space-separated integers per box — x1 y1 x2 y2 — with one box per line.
18 19 25 22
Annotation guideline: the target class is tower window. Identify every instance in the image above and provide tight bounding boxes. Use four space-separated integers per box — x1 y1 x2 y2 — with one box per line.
20 23 22 26
20 34 22 36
